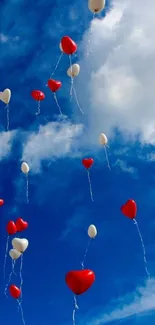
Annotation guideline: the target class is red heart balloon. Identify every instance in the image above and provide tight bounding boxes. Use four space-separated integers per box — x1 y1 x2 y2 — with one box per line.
15 218 28 232
0 199 4 206
82 158 94 169
61 36 77 55
6 221 17 235
47 79 62 92
9 285 21 299
121 199 137 219
65 269 95 295
31 90 45 101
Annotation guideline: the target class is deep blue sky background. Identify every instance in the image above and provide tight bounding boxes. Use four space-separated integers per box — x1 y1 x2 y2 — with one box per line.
1 0 155 325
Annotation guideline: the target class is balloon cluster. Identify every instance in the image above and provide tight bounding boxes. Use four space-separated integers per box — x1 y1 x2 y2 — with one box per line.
5 217 29 300
1 1 150 325
31 36 78 116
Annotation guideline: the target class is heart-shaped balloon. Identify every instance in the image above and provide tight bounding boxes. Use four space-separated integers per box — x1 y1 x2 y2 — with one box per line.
12 238 29 253
82 158 94 169
121 199 137 219
15 218 28 232
31 90 45 101
6 221 17 235
9 249 22 260
9 285 21 299
61 36 77 55
0 88 11 104
65 269 95 295
0 199 4 206
47 79 62 92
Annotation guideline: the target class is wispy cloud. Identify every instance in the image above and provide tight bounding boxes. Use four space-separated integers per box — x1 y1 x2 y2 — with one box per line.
88 279 155 325
0 33 19 43
22 120 83 172
59 206 89 241
114 159 137 175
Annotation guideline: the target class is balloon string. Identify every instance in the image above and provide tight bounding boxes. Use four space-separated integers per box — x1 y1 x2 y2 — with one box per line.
86 13 95 57
69 55 74 97
26 174 29 204
104 146 111 170
20 254 23 300
87 170 94 202
35 101 40 115
133 219 150 279
72 86 84 115
50 53 63 78
4 270 13 298
72 295 79 325
4 259 16 297
5 104 9 131
53 93 62 116
12 259 17 275
4 235 9 280
81 238 92 269
17 300 26 325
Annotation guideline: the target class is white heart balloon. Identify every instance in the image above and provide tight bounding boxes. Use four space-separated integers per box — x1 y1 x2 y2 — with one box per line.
0 89 11 104
12 238 29 253
99 133 108 145
88 224 97 238
67 64 80 78
9 248 22 260
21 162 29 174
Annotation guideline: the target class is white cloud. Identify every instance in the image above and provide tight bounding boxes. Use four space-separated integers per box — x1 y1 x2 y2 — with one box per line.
22 120 83 172
0 130 15 159
0 33 9 43
114 159 137 175
0 33 19 43
146 152 155 161
88 279 155 325
79 0 155 145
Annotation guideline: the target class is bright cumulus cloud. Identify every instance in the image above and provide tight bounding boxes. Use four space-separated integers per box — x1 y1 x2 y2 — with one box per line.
79 0 155 144
22 120 83 172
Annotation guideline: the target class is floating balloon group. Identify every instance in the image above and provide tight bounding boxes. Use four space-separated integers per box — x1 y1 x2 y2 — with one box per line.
4 216 29 325
1 2 151 325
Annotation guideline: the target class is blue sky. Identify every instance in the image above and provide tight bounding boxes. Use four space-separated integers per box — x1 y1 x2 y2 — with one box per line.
1 0 155 325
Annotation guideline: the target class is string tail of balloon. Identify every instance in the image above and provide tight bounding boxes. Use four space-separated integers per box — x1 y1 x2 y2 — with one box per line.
4 270 13 298
133 219 150 278
81 238 92 269
20 254 23 301
86 14 95 57
53 93 62 116
87 170 94 202
73 86 84 115
26 174 29 204
12 259 17 275
4 255 16 298
4 235 9 280
50 53 63 78
72 295 79 325
5 104 9 131
17 300 26 325
104 146 111 170
69 55 74 98
35 101 40 115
